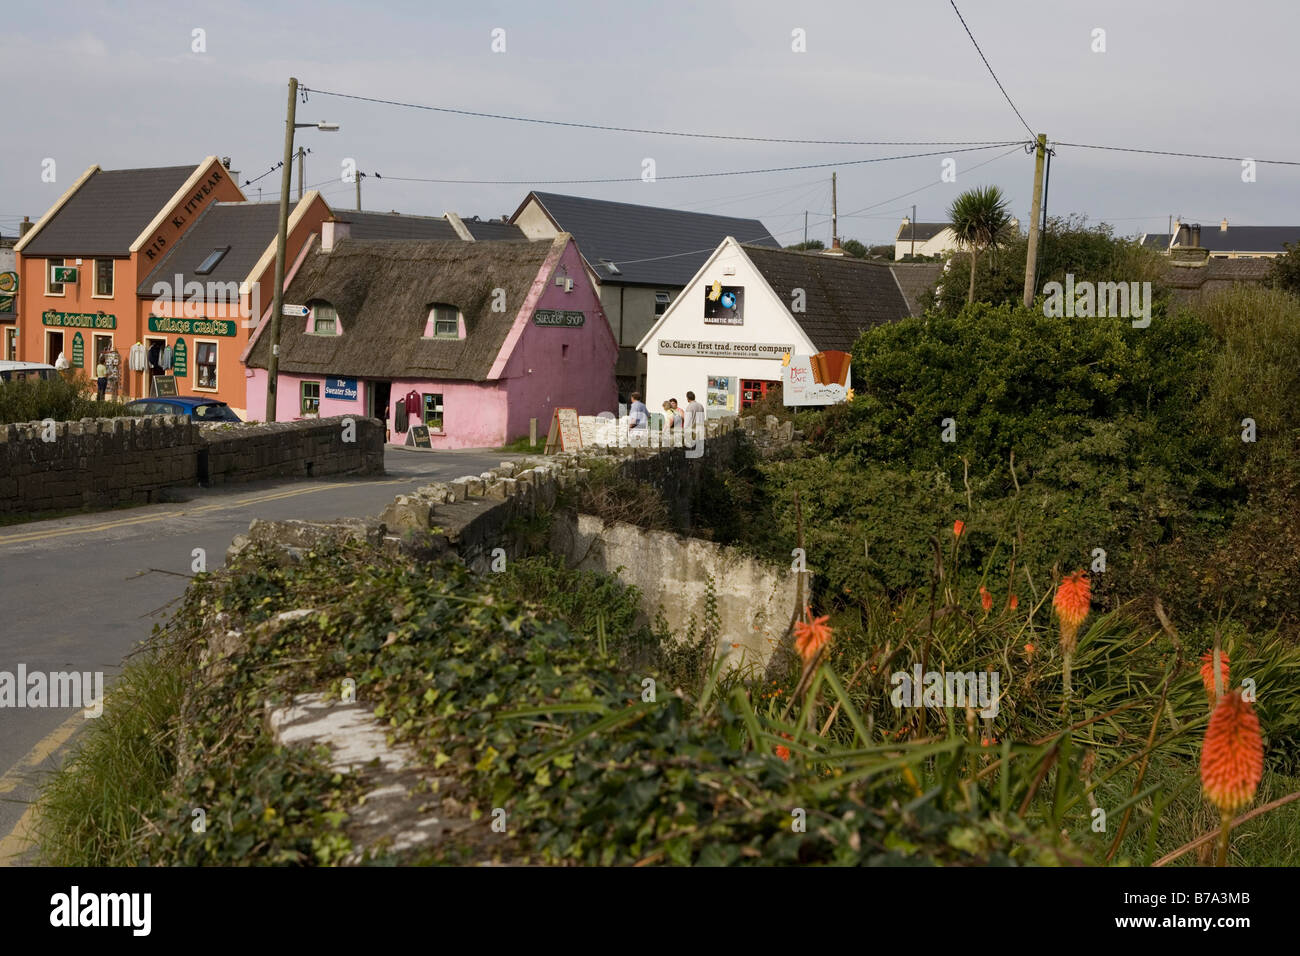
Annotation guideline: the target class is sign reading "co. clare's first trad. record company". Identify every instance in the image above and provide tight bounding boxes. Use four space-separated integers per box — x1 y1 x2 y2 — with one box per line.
43 310 116 329
148 316 236 337
532 309 585 327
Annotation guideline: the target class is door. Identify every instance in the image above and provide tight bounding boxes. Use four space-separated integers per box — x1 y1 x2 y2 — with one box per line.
144 336 167 396
46 330 64 365
740 379 779 409
3 328 16 361
366 381 392 439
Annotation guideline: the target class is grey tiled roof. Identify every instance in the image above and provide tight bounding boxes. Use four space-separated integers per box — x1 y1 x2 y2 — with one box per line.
890 262 944 315
1141 233 1172 249
742 245 913 352
137 202 281 294
520 191 778 287
894 222 950 242
1175 225 1300 255
331 210 462 241
463 218 528 241
22 164 198 257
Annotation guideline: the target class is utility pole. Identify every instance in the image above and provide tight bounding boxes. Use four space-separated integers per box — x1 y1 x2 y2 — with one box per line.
1022 133 1047 309
803 210 808 246
831 172 838 248
910 203 916 258
356 171 365 211
265 76 298 423
297 146 305 200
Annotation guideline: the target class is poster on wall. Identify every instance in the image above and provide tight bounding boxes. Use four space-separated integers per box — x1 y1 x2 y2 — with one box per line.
703 281 744 325
782 350 853 406
706 375 736 413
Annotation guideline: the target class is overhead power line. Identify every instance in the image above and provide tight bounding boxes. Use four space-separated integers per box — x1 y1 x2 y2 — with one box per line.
1051 141 1300 167
949 1 1035 139
300 85 1019 147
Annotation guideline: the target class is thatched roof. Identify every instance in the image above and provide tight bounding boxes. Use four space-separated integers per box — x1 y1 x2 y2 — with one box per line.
246 235 566 381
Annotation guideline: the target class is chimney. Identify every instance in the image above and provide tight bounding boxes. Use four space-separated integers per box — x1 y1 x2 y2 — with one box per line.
1191 223 1202 248
1220 218 1229 232
321 217 350 253
18 216 33 238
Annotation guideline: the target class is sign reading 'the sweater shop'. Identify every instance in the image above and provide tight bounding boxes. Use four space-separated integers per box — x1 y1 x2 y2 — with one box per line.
532 310 585 327
325 377 359 401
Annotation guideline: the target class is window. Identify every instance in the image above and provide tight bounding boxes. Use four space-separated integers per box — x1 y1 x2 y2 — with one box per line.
46 258 65 295
94 259 114 297
4 328 16 361
425 305 459 338
312 303 338 335
195 341 218 390
300 382 321 416
423 393 444 430
195 247 230 276
92 334 113 370
654 291 671 316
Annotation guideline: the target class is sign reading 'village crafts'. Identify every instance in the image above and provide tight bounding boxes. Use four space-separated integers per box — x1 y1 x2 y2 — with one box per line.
43 310 116 330
148 316 236 337
532 309 585 328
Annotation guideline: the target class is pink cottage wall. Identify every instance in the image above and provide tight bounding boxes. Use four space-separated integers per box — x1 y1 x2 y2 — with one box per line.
494 239 619 442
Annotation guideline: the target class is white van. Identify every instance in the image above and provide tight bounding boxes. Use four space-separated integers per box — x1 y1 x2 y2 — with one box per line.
0 361 59 383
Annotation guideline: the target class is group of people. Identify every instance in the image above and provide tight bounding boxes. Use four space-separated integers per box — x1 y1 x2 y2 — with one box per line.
627 390 705 444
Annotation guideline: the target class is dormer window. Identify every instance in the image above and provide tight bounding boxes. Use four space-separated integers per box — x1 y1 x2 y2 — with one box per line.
424 304 461 339
311 303 339 335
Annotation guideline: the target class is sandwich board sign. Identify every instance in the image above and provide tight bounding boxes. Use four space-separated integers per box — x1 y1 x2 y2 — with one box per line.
152 375 179 397
544 407 582 454
406 425 432 448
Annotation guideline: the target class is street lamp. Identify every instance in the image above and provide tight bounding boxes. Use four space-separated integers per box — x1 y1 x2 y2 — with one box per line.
264 76 338 422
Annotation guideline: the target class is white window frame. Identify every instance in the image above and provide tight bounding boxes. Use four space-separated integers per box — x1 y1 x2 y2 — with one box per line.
193 338 219 392
92 258 115 298
422 392 444 432
46 258 66 296
301 380 322 417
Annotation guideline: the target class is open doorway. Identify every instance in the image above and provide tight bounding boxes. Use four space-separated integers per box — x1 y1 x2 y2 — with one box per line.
144 336 167 396
45 330 64 365
366 380 392 440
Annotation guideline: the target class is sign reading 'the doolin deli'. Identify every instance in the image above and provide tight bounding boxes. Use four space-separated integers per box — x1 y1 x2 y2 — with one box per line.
657 339 794 360
533 309 585 328
148 316 236 337
42 310 116 329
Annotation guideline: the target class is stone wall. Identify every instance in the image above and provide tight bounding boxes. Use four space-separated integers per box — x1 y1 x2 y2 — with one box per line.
0 414 385 517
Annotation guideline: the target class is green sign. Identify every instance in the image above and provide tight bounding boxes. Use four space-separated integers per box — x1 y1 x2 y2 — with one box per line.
71 332 84 369
0 272 16 314
42 310 116 329
52 266 78 283
532 309 585 328
172 337 188 377
148 316 236 337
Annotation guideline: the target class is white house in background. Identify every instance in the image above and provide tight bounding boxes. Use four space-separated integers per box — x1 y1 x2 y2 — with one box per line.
895 219 957 259
637 237 915 416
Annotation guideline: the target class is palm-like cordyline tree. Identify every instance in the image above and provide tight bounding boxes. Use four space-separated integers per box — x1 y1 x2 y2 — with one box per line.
947 186 1014 305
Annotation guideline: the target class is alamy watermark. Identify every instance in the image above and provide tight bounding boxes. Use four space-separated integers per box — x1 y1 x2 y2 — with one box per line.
0 665 104 717
1042 274 1151 328
890 665 1000 718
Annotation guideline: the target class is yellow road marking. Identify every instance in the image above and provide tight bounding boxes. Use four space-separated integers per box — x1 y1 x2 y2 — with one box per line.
0 707 92 865
0 477 412 546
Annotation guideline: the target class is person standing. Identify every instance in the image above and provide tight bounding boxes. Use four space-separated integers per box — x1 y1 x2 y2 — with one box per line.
95 354 108 402
683 390 705 443
628 391 649 445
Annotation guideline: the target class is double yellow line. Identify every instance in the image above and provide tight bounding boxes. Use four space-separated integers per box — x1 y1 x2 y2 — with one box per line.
0 708 89 864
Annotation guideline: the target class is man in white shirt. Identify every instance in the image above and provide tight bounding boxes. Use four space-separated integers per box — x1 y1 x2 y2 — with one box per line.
682 391 705 450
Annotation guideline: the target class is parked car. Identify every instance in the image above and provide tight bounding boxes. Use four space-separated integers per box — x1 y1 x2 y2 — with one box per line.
0 361 59 382
124 396 243 422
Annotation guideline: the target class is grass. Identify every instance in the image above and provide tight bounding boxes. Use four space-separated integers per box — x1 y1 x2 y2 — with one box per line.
500 435 546 454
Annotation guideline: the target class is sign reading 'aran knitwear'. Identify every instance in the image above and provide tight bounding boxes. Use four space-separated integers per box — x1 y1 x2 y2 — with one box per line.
148 316 236 337
532 309 585 328
42 310 116 329
656 339 794 359
141 166 227 262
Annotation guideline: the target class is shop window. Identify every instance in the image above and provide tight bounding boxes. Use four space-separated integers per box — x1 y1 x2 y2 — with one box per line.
92 334 113 370
423 393 444 430
195 341 218 390
301 381 321 416
94 259 114 297
424 305 460 338
4 329 16 361
311 303 338 335
46 258 65 295
740 379 779 409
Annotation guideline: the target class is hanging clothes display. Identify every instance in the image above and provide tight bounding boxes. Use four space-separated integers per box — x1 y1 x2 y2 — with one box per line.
161 345 173 369
394 399 410 433
147 341 164 374
404 390 420 415
128 342 146 372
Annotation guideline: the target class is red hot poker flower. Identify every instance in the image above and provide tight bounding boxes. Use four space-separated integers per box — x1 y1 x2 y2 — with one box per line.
1200 690 1264 817
1053 570 1091 654
953 520 966 537
1200 650 1231 701
794 609 833 664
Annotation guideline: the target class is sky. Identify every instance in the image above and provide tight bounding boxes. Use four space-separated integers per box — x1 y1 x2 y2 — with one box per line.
5 0 1300 248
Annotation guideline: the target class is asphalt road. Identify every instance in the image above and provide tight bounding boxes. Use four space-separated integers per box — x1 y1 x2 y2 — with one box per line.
0 445 523 862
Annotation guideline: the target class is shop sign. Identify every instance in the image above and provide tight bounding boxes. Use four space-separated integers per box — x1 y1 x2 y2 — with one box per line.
52 266 79 284
657 339 793 359
703 281 744 325
42 310 116 329
324 377 359 401
71 332 84 368
533 309 585 328
148 316 236 337
0 271 16 315
172 337 188 377
782 350 853 406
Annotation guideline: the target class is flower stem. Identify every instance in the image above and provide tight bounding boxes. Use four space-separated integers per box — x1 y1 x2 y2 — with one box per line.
1215 810 1232 867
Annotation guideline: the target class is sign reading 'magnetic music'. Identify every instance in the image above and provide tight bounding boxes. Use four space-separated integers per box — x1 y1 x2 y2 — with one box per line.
148 316 236 337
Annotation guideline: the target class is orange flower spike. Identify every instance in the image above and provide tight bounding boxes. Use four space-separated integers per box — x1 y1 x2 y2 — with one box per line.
794 612 833 663
1200 690 1264 817
1200 650 1231 701
1008 593 1019 610
979 586 992 613
953 520 965 538
1053 571 1092 654
1023 642 1035 658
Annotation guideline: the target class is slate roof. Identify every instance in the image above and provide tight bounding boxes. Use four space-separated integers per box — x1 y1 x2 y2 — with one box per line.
1163 257 1273 298
516 191 779 287
21 164 198 257
137 202 281 294
890 262 944 315
1175 225 1300 255
1141 233 1172 249
463 218 528 241
245 236 564 382
330 210 462 242
741 245 913 352
895 222 951 243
